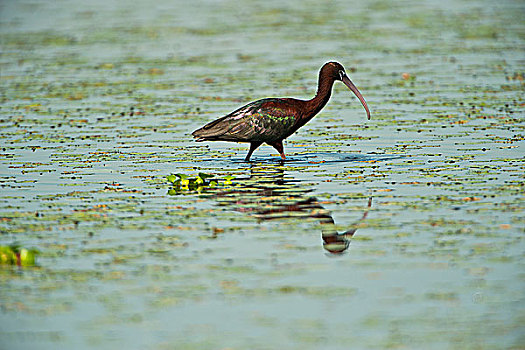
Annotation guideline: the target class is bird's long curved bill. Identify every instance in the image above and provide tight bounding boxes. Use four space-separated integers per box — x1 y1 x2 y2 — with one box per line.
342 75 371 120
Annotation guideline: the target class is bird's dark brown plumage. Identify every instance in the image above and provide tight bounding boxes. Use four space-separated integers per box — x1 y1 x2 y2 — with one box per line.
192 61 370 161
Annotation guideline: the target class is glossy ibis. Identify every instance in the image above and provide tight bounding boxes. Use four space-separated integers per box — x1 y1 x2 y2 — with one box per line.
192 62 370 161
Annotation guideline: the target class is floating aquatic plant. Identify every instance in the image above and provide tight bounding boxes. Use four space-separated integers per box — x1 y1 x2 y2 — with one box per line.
166 172 238 195
0 245 39 267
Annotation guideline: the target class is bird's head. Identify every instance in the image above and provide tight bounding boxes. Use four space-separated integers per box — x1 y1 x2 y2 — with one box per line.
323 61 371 120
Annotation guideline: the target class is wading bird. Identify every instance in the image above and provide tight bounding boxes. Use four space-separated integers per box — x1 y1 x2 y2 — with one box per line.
192 62 370 161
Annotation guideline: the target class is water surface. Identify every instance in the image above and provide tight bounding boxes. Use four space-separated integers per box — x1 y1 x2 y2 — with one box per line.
0 0 523 349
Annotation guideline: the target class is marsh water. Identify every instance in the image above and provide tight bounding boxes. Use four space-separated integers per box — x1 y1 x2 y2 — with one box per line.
1 0 524 349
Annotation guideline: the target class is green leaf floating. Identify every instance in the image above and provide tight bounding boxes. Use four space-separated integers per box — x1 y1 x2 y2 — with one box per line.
166 172 233 195
224 175 235 185
0 246 17 265
196 173 214 185
19 248 38 266
0 245 39 266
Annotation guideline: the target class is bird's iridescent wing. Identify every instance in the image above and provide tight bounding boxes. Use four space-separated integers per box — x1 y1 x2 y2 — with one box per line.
192 98 298 142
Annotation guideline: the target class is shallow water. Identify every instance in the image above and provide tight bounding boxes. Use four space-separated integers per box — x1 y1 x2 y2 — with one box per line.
1 0 524 349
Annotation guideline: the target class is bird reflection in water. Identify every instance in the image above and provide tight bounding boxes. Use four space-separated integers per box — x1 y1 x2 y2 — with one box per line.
205 165 372 254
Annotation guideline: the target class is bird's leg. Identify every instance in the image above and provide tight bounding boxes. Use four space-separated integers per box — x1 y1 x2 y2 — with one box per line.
245 142 262 162
269 140 286 160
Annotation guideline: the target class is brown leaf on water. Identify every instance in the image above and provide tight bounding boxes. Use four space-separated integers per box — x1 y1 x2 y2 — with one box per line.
67 93 84 100
462 196 481 201
147 68 164 75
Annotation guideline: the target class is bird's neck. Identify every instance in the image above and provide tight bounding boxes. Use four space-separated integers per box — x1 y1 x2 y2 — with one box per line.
304 74 335 120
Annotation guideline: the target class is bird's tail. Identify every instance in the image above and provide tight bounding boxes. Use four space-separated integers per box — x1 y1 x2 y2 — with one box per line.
192 115 234 141
191 127 218 141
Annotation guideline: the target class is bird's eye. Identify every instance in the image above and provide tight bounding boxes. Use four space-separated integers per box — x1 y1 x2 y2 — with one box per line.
338 70 346 80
